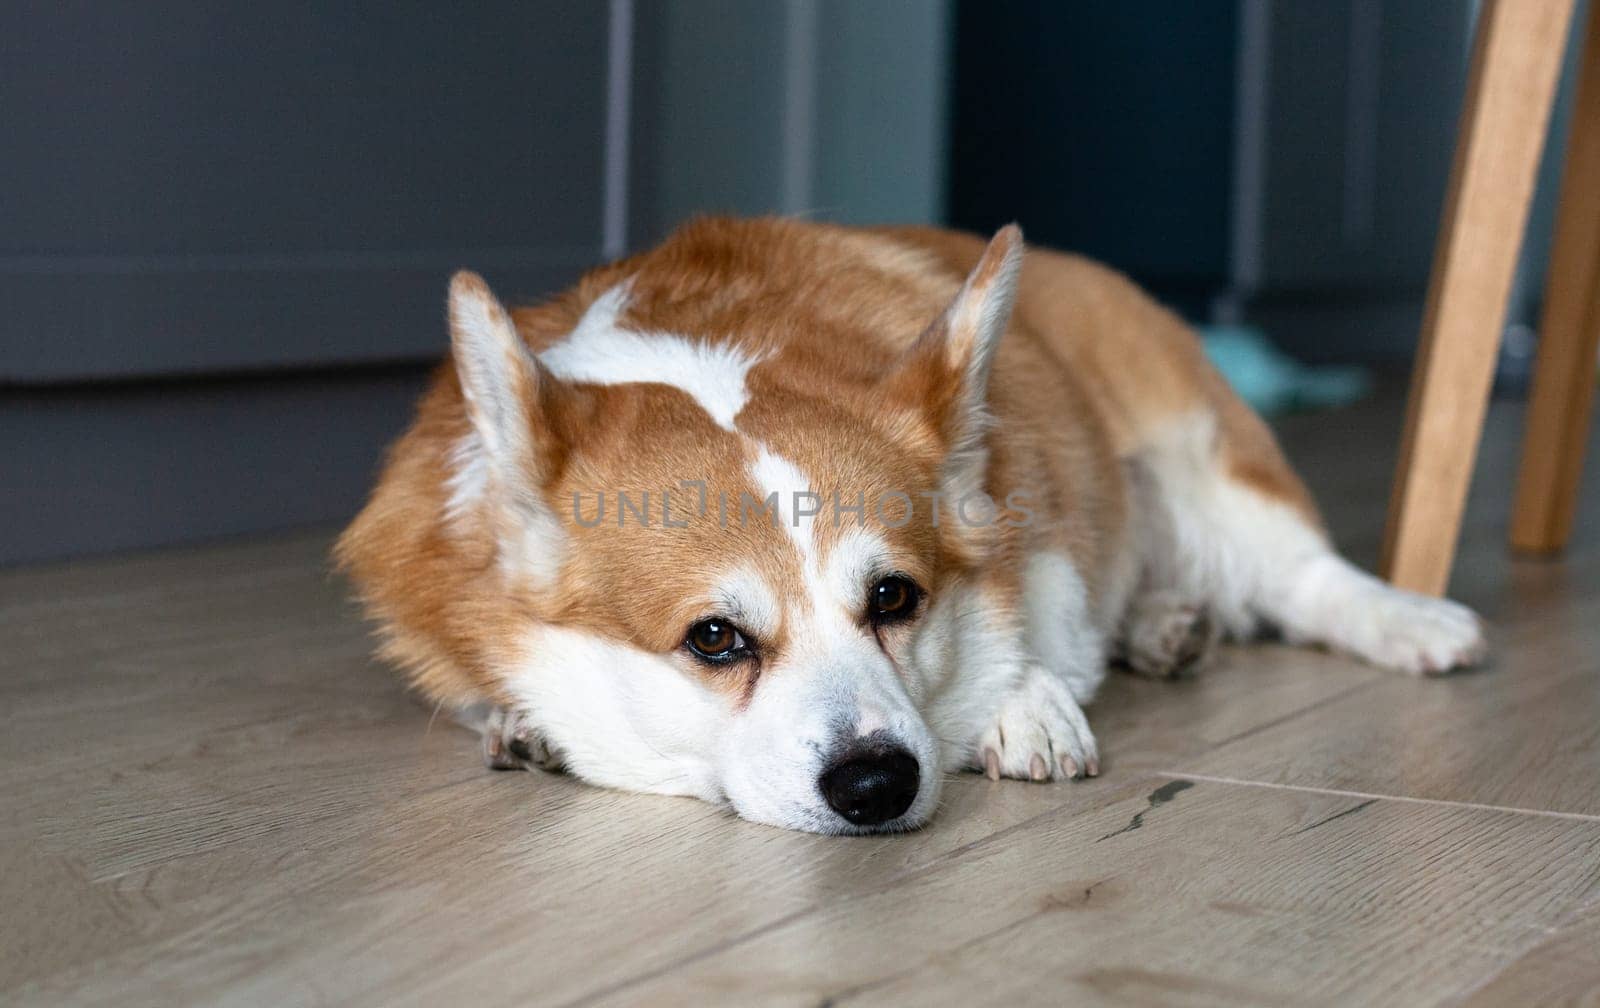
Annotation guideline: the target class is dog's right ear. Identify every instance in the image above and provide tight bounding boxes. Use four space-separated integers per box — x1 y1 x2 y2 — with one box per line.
881 225 1024 508
447 271 565 507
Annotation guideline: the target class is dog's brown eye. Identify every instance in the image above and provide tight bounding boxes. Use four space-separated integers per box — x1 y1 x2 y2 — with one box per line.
869 575 919 623
686 619 747 663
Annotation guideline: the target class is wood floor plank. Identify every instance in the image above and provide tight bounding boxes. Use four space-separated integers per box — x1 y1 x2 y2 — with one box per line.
585 780 1600 1007
1167 396 1600 817
1174 551 1600 816
1459 901 1600 1006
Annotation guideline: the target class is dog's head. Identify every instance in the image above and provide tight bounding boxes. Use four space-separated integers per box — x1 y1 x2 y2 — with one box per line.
347 222 1024 833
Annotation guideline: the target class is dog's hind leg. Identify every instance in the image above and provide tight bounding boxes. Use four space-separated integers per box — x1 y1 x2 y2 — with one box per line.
1113 588 1219 678
1131 409 1485 675
1113 448 1222 678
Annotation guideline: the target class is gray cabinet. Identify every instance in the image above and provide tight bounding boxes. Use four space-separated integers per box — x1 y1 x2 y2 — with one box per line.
1 2 618 564
1233 0 1473 362
1 1 611 382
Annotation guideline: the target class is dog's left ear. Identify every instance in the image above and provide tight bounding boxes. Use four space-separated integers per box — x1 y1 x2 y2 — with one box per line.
883 224 1024 496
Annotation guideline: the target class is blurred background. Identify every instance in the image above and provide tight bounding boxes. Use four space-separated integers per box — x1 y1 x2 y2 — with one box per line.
1 0 1589 565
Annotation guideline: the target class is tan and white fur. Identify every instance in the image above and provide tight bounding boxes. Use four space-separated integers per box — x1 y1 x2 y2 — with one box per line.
337 217 1484 834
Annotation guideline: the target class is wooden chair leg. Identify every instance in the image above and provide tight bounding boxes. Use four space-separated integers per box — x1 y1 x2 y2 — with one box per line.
1381 0 1576 596
1511 0 1600 556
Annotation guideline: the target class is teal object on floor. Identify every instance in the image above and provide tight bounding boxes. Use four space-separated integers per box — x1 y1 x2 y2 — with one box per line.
1198 324 1371 415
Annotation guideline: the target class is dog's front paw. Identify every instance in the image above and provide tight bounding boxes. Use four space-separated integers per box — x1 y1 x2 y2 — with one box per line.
482 706 563 772
971 665 1099 781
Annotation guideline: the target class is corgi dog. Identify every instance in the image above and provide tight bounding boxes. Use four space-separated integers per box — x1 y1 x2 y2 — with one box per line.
337 217 1485 834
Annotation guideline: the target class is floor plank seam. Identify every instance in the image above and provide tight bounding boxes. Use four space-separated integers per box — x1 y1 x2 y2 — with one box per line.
1158 772 1600 824
1186 672 1384 752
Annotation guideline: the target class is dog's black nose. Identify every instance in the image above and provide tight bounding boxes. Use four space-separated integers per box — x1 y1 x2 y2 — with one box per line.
820 746 920 826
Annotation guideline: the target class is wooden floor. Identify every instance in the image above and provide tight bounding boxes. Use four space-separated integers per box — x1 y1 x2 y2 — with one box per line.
3 394 1598 1007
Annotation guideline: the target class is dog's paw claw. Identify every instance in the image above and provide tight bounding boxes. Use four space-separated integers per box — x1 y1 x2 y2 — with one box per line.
483 729 521 771
1029 753 1049 781
971 665 1098 782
